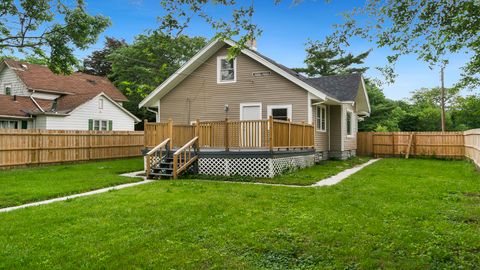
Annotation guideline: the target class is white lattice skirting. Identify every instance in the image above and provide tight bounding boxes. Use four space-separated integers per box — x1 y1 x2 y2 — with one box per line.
198 155 315 178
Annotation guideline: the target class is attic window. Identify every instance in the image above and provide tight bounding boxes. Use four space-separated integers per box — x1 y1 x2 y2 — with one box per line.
217 56 236 83
4 84 12 96
99 98 104 109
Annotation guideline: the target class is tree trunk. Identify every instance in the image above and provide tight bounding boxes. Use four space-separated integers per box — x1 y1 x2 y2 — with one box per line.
440 67 446 132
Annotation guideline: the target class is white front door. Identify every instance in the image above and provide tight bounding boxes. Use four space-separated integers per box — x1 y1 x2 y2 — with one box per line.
240 103 262 147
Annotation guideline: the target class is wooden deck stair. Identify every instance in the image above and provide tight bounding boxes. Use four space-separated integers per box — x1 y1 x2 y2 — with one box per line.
146 137 199 180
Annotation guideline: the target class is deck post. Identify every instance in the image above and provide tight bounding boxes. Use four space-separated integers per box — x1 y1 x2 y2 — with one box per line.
269 116 274 151
224 118 229 151
195 118 200 145
168 118 173 147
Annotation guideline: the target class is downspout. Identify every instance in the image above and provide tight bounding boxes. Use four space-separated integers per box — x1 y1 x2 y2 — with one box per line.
146 108 158 122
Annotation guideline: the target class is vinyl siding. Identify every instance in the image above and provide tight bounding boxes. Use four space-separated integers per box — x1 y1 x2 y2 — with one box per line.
343 103 357 150
40 95 135 131
0 67 29 96
329 105 342 151
159 46 309 124
313 104 329 151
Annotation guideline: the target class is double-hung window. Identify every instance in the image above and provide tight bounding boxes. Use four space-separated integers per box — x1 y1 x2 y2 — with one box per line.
4 84 12 96
346 110 354 137
316 105 327 132
217 56 236 83
268 105 292 121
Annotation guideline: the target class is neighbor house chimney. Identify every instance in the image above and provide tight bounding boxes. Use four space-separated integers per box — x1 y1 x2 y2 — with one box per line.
13 95 16 101
246 39 257 51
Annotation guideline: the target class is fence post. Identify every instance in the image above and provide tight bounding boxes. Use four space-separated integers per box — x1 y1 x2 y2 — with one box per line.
392 132 395 156
143 119 148 147
301 121 305 149
224 118 229 151
288 118 291 150
269 116 274 151
168 118 173 147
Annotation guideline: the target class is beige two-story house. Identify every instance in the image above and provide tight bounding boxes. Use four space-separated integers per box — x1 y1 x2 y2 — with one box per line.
139 39 370 159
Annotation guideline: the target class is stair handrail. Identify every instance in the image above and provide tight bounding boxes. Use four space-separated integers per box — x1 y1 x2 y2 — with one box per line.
146 138 171 179
173 136 199 179
147 138 170 155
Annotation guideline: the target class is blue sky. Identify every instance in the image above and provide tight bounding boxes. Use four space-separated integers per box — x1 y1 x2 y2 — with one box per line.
75 0 472 100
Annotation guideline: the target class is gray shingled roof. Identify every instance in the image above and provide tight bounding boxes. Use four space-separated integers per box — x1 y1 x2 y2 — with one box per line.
304 73 362 101
250 50 362 101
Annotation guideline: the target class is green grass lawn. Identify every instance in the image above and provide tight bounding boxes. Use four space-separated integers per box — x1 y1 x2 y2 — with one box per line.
0 158 144 208
0 158 479 269
258 156 371 185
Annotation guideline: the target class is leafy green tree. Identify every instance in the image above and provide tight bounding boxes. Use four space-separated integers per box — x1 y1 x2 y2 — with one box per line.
294 40 370 77
107 31 206 122
157 1 480 90
451 95 480 130
83 37 127 76
358 81 407 132
0 0 110 74
410 87 459 109
328 0 480 89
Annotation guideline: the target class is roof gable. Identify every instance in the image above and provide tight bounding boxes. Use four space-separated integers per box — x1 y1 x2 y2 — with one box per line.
3 59 127 102
139 39 331 108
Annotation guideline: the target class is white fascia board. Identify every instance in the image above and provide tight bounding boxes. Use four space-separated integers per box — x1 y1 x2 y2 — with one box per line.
139 39 225 108
72 92 141 123
360 76 371 114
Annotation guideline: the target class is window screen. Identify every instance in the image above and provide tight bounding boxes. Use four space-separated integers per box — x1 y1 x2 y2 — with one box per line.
271 108 289 121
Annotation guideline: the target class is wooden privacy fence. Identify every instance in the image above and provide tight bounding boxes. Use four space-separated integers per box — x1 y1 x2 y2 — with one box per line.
144 117 315 151
357 131 480 168
0 129 144 168
464 129 480 168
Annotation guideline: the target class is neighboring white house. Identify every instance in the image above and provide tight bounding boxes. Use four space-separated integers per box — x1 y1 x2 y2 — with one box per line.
0 59 140 131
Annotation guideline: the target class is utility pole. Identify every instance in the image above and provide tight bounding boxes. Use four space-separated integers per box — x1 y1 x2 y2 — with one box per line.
440 66 446 132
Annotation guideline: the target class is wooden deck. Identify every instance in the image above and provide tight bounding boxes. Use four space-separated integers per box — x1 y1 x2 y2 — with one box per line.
144 117 315 151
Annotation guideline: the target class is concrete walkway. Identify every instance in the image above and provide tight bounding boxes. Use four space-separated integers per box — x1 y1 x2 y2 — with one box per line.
0 159 379 213
0 179 153 213
311 158 380 187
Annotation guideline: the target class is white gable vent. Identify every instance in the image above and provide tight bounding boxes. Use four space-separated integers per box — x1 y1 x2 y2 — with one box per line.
252 71 271 77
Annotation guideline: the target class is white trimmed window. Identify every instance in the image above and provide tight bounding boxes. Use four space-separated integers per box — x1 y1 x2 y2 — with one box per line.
267 105 292 121
89 119 113 131
316 105 327 132
217 56 236 83
4 84 12 96
346 110 354 137
99 98 104 109
0 120 18 129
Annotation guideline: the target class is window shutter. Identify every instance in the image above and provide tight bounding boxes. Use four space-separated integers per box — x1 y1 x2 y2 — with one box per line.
108 120 113 131
88 119 93 130
21 120 28 129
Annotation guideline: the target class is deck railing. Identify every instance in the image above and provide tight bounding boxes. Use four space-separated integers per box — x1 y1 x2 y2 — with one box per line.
144 117 315 151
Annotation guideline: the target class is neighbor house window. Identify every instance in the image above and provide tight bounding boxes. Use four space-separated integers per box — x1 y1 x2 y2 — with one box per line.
89 119 113 131
267 105 292 121
99 98 104 109
316 105 327 132
346 110 354 136
101 120 108 131
4 84 12 96
0 120 18 129
217 56 236 83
